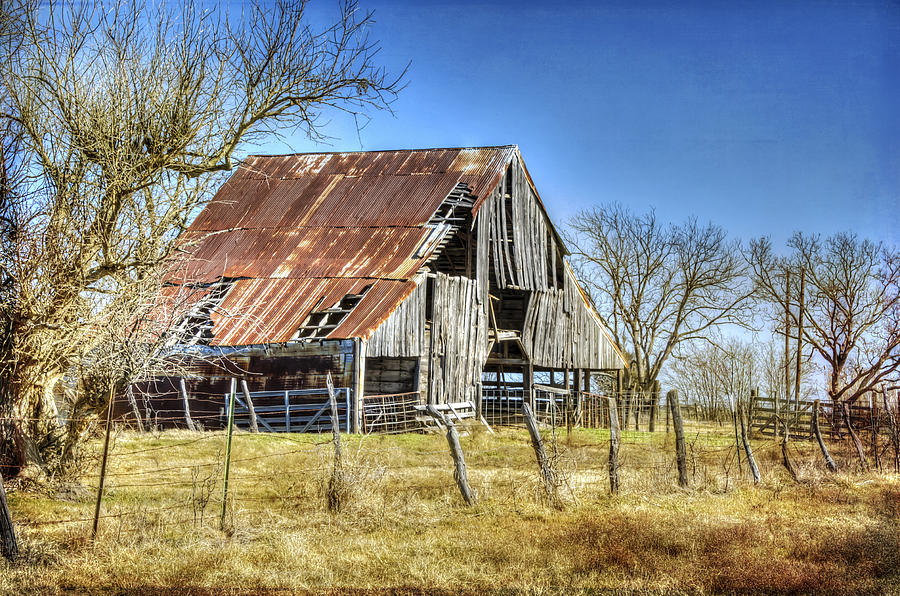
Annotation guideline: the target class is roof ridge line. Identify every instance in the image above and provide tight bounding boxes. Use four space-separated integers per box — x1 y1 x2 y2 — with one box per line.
245 144 518 158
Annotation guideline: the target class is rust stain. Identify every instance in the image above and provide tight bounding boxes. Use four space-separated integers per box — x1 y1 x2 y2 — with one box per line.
172 146 519 346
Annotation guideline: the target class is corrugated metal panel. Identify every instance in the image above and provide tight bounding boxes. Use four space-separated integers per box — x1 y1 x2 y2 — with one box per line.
174 146 519 346
174 227 432 283
209 277 415 346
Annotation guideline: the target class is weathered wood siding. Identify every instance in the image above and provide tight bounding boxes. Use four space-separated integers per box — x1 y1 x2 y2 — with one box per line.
477 158 556 292
428 273 489 404
365 357 419 396
521 266 622 370
476 156 623 371
366 278 426 358
120 341 355 429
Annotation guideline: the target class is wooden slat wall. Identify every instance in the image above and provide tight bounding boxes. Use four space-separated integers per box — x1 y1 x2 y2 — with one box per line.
482 161 552 292
428 273 489 404
520 267 622 370
474 157 621 371
366 278 426 358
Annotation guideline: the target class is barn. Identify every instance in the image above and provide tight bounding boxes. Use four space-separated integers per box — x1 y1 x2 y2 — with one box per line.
130 145 626 432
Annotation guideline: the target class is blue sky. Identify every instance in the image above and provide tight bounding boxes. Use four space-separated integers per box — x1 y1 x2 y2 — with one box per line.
264 0 900 248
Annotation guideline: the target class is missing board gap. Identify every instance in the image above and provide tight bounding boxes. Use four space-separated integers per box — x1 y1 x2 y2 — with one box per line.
293 284 374 341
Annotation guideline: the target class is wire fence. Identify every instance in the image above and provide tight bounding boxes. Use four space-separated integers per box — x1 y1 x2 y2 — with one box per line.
3 385 899 549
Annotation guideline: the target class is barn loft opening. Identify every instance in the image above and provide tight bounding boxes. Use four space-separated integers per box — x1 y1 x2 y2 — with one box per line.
419 182 477 277
293 284 373 340
169 277 235 346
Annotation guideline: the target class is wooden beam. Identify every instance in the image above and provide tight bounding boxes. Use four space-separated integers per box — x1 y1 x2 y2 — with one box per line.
352 338 366 433
486 357 530 367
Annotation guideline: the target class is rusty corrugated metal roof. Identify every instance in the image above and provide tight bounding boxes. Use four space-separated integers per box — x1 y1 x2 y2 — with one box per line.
176 146 518 346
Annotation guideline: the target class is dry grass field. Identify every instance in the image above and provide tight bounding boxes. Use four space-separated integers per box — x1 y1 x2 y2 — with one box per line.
1 423 899 594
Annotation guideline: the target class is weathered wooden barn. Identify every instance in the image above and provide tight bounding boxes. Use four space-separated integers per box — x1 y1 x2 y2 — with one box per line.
132 145 625 432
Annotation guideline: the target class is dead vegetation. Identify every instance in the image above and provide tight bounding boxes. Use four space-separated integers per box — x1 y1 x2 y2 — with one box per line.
1 424 898 594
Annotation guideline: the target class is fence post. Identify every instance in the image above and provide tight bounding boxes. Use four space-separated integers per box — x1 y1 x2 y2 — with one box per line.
180 378 197 432
427 405 476 506
608 395 620 495
812 399 837 472
325 372 346 512
220 378 237 531
239 380 259 433
522 402 563 509
91 384 116 540
126 385 144 432
649 380 659 432
737 400 761 484
667 389 688 488
0 473 16 562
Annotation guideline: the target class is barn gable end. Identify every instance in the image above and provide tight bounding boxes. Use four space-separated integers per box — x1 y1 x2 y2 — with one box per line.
144 145 625 431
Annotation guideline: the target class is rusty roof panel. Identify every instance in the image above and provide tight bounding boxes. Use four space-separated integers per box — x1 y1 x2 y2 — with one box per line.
209 277 413 346
175 146 518 345
175 227 432 283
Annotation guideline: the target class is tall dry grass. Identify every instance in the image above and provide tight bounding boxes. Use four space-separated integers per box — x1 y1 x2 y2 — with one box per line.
1 423 898 594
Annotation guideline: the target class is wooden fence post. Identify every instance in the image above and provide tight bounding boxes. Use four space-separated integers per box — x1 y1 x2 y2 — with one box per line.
648 380 659 432
0 474 17 562
522 402 563 509
220 378 237 531
427 405 476 506
126 385 144 433
737 401 761 484
240 380 259 433
608 395 620 495
812 399 837 472
325 372 346 512
180 378 196 432
91 385 115 540
667 390 688 488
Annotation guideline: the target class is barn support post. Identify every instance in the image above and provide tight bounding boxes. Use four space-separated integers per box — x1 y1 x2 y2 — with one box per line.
352 338 366 433
575 369 585 427
524 361 534 412
475 381 483 421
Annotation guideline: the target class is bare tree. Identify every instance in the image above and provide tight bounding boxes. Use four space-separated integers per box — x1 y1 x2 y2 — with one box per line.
0 0 403 467
666 335 756 424
749 233 900 468
567 204 752 419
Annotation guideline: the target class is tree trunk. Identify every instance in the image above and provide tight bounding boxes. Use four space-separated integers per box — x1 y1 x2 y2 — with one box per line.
840 400 868 470
812 399 837 472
